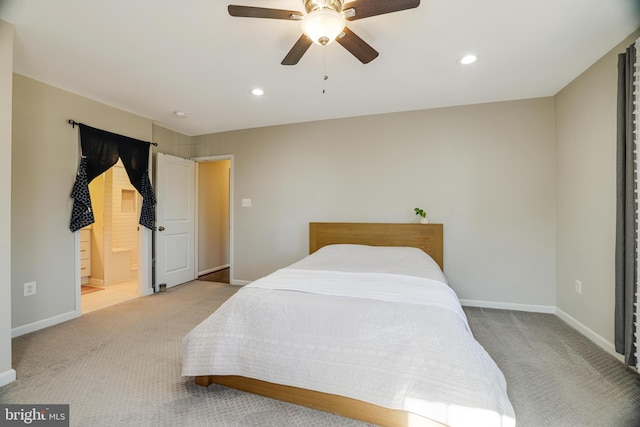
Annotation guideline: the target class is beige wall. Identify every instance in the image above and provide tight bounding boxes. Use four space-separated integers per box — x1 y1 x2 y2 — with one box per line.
193 98 558 308
0 19 15 387
11 74 152 330
555 30 640 347
197 160 230 274
152 124 194 159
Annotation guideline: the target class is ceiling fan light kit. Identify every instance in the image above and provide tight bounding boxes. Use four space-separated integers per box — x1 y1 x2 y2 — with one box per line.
228 0 420 65
303 0 344 13
301 9 346 45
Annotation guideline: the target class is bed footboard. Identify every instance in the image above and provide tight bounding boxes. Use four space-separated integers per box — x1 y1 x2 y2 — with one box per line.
194 375 447 427
195 375 215 387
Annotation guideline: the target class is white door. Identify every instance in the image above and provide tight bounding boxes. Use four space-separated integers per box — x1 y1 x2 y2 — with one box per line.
155 153 196 289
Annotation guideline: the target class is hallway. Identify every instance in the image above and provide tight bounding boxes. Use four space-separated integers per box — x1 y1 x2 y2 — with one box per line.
198 268 229 284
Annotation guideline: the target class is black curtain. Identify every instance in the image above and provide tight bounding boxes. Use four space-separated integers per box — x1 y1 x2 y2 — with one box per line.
70 124 156 232
615 44 638 367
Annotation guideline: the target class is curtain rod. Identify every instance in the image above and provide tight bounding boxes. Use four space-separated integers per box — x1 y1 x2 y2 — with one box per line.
67 119 159 146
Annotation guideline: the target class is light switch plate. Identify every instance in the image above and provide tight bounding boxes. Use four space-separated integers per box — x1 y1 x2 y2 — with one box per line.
241 198 252 208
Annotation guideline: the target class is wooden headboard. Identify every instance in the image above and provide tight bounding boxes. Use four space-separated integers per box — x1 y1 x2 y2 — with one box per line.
309 222 444 270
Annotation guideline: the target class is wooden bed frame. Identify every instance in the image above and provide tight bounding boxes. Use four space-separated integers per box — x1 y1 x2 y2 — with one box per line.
195 222 446 427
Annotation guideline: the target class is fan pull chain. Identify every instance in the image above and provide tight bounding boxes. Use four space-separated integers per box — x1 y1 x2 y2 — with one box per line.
322 47 328 94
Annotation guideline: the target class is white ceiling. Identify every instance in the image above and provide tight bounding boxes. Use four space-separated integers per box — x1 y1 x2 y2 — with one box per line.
1 0 639 136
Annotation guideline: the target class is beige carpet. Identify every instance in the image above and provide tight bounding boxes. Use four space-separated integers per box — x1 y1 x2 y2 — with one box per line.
464 307 640 427
1 280 639 426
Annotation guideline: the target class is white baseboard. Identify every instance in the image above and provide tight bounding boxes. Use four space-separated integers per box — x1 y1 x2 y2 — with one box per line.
461 300 624 362
11 310 78 338
555 307 624 363
0 369 16 387
460 299 556 314
230 279 250 286
198 264 230 277
88 278 104 286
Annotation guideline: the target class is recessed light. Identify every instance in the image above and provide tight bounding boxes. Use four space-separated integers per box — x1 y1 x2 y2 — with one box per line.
252 88 264 96
459 54 478 65
174 111 187 118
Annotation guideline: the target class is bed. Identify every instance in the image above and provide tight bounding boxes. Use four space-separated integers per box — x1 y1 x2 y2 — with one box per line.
182 223 515 427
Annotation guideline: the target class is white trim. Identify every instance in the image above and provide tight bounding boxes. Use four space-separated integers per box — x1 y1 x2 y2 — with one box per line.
141 146 154 296
74 230 81 317
634 36 640 371
139 227 153 296
460 299 555 314
462 300 625 363
11 310 78 338
194 162 200 278
0 369 16 387
556 307 624 363
191 155 235 285
230 279 250 286
88 277 104 286
73 128 83 317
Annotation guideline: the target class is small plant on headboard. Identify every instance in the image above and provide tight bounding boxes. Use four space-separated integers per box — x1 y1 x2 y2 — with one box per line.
414 208 429 224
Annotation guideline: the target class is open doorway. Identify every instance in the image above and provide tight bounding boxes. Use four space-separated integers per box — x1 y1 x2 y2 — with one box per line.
75 153 233 315
80 159 140 313
154 153 233 287
195 157 231 284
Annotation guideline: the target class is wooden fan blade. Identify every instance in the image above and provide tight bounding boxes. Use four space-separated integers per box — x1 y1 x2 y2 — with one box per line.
228 5 303 20
281 34 313 65
342 0 420 21
335 27 379 64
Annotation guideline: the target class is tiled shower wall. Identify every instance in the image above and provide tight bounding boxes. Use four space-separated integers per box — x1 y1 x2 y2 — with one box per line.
102 161 138 285
111 163 138 270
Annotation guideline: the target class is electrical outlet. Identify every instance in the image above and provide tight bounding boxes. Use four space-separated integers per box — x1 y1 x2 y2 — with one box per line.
575 279 582 295
24 281 36 296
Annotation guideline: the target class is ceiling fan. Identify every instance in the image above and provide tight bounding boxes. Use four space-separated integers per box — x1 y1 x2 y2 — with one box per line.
228 0 420 65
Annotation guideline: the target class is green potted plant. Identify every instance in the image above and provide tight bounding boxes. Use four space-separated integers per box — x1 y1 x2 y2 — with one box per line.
414 208 429 224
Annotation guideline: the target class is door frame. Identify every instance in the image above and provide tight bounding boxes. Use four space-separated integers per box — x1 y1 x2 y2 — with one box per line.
74 153 235 316
192 154 235 285
74 151 154 317
74 195 152 317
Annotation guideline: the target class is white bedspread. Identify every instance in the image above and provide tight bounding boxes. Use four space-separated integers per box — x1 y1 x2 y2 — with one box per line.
289 244 448 283
250 268 469 331
182 245 516 427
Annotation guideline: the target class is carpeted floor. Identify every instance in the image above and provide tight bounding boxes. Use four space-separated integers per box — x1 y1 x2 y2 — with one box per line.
464 307 640 427
1 280 639 426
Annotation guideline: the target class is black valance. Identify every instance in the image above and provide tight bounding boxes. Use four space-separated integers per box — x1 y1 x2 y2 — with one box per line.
70 123 156 232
